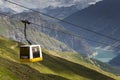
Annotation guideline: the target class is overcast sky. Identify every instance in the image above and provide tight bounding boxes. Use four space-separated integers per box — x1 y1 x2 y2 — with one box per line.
0 0 102 12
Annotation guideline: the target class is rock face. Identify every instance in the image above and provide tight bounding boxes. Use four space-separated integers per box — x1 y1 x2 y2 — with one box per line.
63 0 120 51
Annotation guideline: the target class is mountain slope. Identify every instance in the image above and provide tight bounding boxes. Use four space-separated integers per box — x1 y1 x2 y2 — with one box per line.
63 0 120 48
0 16 72 52
63 0 120 64
109 54 120 70
0 57 68 80
0 12 94 55
0 36 118 80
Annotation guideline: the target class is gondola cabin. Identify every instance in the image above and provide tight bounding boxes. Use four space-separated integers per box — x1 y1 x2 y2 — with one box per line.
20 45 43 62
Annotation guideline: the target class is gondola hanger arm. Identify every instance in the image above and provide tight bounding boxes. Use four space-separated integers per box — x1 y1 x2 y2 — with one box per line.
21 20 32 45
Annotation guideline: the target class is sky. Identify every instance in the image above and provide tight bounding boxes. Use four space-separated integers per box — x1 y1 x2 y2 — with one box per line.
0 0 102 12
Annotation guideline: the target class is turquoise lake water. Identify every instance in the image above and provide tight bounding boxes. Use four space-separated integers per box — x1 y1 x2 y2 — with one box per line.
92 47 117 63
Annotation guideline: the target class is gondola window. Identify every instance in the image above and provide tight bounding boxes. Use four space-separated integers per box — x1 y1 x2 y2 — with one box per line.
32 46 40 58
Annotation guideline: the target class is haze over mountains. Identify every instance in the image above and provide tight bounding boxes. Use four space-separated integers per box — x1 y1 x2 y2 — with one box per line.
63 0 120 68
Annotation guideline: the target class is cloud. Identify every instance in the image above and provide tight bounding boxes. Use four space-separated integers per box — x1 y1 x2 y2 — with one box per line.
28 0 75 8
0 0 4 4
89 51 98 58
0 0 75 12
88 0 102 5
0 0 101 12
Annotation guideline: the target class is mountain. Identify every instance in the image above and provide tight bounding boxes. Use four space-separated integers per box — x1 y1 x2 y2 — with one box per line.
0 36 119 80
0 11 95 55
0 0 104 56
0 0 101 13
109 54 120 70
0 15 73 52
64 0 120 46
62 0 120 62
0 7 16 15
34 0 102 19
63 0 120 46
41 5 78 19
1 10 120 76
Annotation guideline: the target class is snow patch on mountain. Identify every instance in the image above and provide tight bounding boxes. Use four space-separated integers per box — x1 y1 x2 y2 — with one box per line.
0 0 102 12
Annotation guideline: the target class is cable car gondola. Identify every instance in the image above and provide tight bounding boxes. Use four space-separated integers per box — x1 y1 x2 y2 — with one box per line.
20 20 43 62
20 45 43 62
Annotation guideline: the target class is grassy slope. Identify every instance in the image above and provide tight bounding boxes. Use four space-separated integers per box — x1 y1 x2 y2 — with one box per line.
0 36 119 80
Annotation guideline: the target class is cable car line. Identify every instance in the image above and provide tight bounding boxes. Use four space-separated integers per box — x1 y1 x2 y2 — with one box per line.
0 13 120 53
30 21 109 45
1 1 120 63
0 13 32 45
0 13 114 46
0 12 43 62
0 12 109 46
4 0 120 42
2 11 120 51
5 0 120 50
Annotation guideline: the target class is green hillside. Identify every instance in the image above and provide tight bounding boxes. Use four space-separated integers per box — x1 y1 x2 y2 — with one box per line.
0 36 119 80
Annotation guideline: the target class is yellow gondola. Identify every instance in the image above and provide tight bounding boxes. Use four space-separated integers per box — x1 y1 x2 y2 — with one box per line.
20 45 43 62
20 20 43 62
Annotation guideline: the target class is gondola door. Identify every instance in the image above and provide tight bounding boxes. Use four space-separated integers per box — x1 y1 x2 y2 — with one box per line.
30 45 43 62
